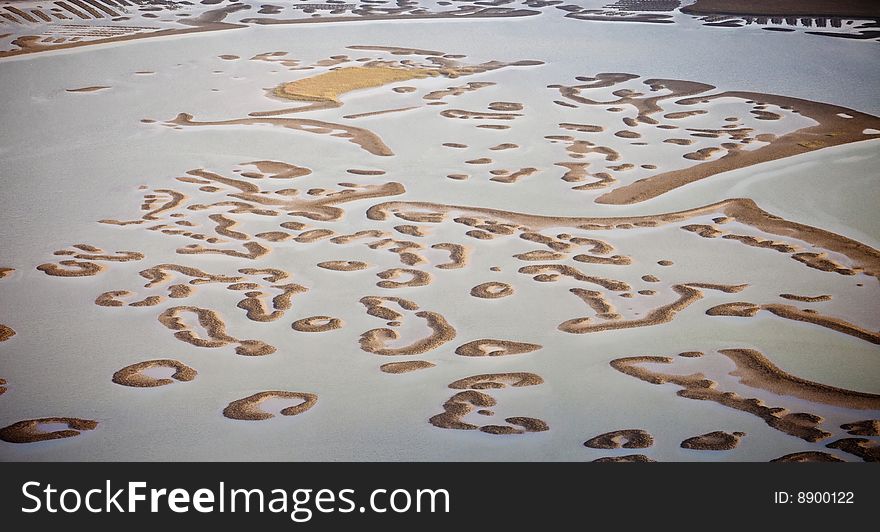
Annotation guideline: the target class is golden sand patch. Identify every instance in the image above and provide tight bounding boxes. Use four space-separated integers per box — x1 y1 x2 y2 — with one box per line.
274 66 433 103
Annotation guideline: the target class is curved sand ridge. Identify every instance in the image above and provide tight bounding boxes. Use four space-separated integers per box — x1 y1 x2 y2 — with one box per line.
430 372 548 434
826 438 879 462
610 348 880 442
112 359 197 387
0 418 98 444
841 419 880 436
365 198 880 278
584 429 654 449
165 114 395 157
38 244 144 277
359 310 455 356
158 306 276 356
706 303 879 344
223 391 318 421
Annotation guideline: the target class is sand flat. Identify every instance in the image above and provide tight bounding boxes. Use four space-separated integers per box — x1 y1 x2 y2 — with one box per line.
0 8 878 462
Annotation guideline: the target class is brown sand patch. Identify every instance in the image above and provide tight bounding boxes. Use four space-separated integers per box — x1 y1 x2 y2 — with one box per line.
519 264 629 292
0 267 14 279
470 281 513 299
0 418 98 443
243 160 311 179
359 295 419 321
455 339 542 357
431 243 467 269
611 355 832 441
430 372 547 434
291 316 343 332
38 244 144 277
826 438 879 462
395 224 426 237
584 429 654 449
318 260 368 271
112 359 197 387
359 310 455 356
441 109 522 120
343 106 419 119
295 229 335 243
681 430 745 450
167 113 394 157
96 290 163 308
158 306 276 356
218 54 239 60
569 288 621 320
593 454 655 462
0 325 15 342
514 250 566 261
489 167 538 184
376 268 431 288
449 372 543 389
488 102 523 111
380 361 436 374
223 391 318 421
237 283 307 322
707 303 879 344
841 419 880 436
681 0 880 18
347 168 386 176
779 293 832 302
489 143 519 151
66 86 110 93
347 45 445 56
595 86 880 204
560 122 604 133
425 82 495 101
665 110 708 119
365 198 880 278
771 452 845 462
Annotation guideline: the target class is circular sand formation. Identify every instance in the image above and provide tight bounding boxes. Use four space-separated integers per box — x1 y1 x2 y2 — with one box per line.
470 281 513 299
112 359 197 387
291 316 343 332
0 418 98 443
223 391 318 421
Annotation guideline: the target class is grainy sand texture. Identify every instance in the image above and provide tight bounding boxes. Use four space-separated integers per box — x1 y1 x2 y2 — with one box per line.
0 1 878 462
